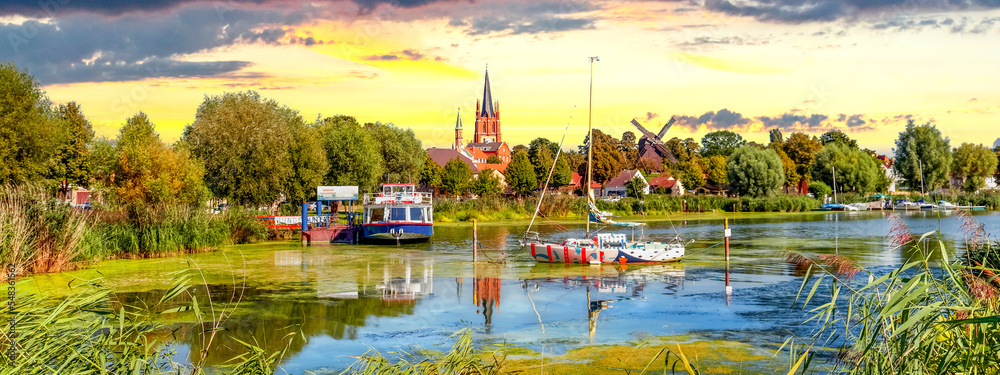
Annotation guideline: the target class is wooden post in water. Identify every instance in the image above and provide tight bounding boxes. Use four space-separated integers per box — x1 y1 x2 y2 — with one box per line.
473 219 478 262
724 218 732 297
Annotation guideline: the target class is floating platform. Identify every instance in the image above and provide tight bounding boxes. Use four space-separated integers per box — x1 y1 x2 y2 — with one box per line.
302 225 362 245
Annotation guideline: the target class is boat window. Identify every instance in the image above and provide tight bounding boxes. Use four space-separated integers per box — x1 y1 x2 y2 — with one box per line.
390 207 407 221
368 208 385 223
410 207 424 222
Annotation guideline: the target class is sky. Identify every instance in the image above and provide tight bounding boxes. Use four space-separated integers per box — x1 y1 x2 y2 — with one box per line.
2 0 999 155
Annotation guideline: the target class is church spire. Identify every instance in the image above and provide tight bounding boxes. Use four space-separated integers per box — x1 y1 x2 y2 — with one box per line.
454 108 463 149
480 68 495 118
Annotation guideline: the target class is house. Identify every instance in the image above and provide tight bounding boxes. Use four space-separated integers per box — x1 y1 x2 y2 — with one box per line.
563 172 602 195
603 170 648 198
876 155 902 192
647 175 685 196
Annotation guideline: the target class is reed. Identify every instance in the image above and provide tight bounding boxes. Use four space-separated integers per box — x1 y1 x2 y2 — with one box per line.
339 328 506 375
787 212 1000 374
0 184 89 275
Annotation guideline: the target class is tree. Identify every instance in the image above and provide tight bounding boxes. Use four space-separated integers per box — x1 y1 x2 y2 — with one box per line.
701 130 746 158
995 146 1000 182
472 170 502 197
783 132 823 191
486 155 502 164
770 144 800 192
813 143 881 195
552 157 573 188
418 154 443 189
186 91 296 206
621 131 638 169
677 159 705 191
727 146 785 197
529 138 555 184
317 115 384 193
665 137 701 163
893 121 952 191
285 119 329 205
705 155 728 187
769 128 784 144
625 176 647 200
88 138 116 191
819 129 859 149
505 150 537 197
0 62 66 184
53 102 94 188
512 144 528 155
367 122 424 183
636 155 661 174
808 181 832 197
112 113 206 206
952 143 998 192
578 129 625 185
441 158 472 196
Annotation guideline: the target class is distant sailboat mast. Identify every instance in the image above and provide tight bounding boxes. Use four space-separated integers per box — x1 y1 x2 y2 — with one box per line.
586 56 599 237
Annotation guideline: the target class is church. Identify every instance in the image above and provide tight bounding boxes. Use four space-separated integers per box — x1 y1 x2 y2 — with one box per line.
427 69 511 175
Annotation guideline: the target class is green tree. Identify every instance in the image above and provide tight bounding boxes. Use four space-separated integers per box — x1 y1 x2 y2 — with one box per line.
88 138 117 192
441 158 472 196
552 158 573 188
418 154 443 189
665 137 701 163
701 130 746 158
819 129 859 149
579 129 625 185
472 170 502 197
285 120 329 205
621 131 638 169
677 158 706 191
705 155 728 187
770 144 800 192
53 102 94 188
995 146 1000 182
893 121 952 191
486 155 502 164
783 132 823 191
813 143 881 194
0 62 66 184
505 150 537 197
529 138 555 184
952 142 998 192
727 146 785 197
185 91 297 206
769 128 784 144
808 181 832 197
317 115 384 193
625 176 647 200
112 113 206 206
367 122 424 183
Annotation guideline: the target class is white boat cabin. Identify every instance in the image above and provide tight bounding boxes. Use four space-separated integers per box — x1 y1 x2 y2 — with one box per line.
362 184 433 225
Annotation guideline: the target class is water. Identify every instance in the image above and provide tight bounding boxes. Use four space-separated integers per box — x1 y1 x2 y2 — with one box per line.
32 210 1000 373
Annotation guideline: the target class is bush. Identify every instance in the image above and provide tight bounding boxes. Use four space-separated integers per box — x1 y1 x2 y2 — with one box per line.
808 181 832 198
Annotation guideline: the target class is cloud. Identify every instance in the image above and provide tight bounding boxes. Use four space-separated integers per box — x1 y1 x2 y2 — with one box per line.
0 4 310 84
758 113 828 129
464 16 597 35
674 108 753 130
450 0 600 36
361 49 432 61
704 0 1000 23
0 0 460 17
646 112 659 121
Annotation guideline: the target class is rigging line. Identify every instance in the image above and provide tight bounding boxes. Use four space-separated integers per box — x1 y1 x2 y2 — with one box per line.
525 125 570 236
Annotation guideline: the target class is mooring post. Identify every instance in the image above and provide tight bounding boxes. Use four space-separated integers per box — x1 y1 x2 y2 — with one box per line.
301 202 308 232
473 219 478 262
724 218 732 297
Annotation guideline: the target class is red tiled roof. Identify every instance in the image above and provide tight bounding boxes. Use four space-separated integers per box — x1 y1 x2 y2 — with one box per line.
606 170 641 188
465 147 490 160
427 148 480 173
648 176 677 188
478 163 507 174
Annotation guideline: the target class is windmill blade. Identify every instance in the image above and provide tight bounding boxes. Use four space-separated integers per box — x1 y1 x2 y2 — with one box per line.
631 119 678 164
656 116 676 140
630 119 659 141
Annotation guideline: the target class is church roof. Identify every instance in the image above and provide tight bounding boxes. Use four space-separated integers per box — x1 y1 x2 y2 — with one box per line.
455 108 462 129
467 142 505 152
481 69 495 118
427 147 480 173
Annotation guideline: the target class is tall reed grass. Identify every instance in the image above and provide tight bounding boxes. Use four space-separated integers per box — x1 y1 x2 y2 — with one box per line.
0 184 89 275
787 211 1000 374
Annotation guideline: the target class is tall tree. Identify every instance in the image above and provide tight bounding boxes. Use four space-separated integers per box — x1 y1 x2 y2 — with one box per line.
813 143 881 195
552 157 573 188
819 129 859 149
418 154 443 189
0 62 66 184
769 128 784 144
52 102 94 189
893 121 952 191
701 130 746 158
88 138 116 191
665 137 701 163
285 119 329 205
505 150 537 197
705 155 729 187
317 115 384 193
185 91 297 206
367 122 424 183
441 158 472 196
677 158 706 191
472 170 502 197
952 143 998 192
621 131 638 169
625 176 647 200
112 113 206 206
528 138 555 184
783 132 823 190
727 146 785 197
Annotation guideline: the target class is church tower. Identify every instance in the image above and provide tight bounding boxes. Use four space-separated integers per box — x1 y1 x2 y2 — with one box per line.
474 68 501 143
454 108 463 149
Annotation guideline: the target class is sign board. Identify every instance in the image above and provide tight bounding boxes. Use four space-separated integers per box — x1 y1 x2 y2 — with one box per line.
724 228 732 238
317 186 359 201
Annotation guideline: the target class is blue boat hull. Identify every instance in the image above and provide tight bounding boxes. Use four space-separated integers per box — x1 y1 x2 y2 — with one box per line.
363 223 433 242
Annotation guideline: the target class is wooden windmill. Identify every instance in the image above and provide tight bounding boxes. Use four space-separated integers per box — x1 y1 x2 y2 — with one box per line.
631 117 679 164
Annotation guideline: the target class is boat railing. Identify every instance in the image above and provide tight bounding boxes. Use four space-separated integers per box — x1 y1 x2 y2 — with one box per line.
362 192 433 205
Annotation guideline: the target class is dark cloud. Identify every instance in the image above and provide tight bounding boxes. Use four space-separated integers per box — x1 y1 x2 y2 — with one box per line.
0 5 309 84
360 49 433 61
0 0 458 17
704 0 1000 23
674 108 752 130
758 113 828 129
646 112 659 121
844 114 866 128
453 0 600 36
679 35 771 46
465 16 596 35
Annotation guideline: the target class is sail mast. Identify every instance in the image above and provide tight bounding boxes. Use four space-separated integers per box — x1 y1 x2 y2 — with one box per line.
587 56 598 236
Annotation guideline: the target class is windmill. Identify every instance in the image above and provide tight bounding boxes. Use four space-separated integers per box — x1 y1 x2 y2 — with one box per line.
631 117 678 164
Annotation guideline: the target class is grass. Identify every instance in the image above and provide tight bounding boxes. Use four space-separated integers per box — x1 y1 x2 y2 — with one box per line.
0 184 89 275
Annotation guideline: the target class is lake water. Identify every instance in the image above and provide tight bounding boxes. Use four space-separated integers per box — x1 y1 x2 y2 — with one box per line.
32 210 1000 373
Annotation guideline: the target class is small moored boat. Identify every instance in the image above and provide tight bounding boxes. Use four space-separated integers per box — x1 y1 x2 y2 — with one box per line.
362 183 433 242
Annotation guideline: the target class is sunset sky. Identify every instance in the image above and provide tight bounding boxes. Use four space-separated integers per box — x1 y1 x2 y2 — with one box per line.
2 0 999 154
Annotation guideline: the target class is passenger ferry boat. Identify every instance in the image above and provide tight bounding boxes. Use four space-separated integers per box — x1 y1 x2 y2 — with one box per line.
362 183 433 242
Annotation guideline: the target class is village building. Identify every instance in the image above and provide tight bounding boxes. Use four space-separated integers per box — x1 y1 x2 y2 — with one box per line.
647 175 685 196
603 170 649 198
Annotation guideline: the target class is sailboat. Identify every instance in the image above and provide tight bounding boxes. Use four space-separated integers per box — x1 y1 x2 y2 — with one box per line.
815 166 848 211
521 56 686 264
